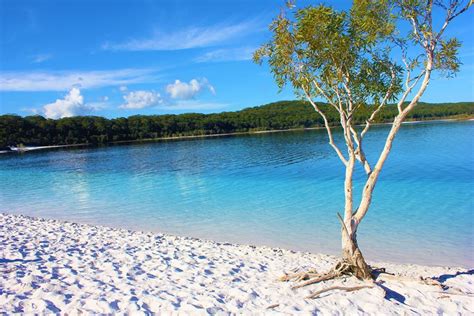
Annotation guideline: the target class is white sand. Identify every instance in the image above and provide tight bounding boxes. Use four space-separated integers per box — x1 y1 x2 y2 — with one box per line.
0 213 472 315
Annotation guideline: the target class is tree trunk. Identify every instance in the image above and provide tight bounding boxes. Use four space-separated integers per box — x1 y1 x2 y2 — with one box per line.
341 224 372 279
341 154 372 280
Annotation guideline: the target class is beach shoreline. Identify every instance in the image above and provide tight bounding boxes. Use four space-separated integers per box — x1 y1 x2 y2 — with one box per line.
2 116 472 154
1 212 472 314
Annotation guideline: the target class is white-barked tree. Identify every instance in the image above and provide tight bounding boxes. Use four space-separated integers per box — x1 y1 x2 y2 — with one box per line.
254 0 471 287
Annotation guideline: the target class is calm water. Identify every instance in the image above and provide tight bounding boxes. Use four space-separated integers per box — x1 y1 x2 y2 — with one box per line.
1 121 473 267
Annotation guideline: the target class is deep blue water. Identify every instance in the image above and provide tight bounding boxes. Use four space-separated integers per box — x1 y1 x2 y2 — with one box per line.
1 121 473 267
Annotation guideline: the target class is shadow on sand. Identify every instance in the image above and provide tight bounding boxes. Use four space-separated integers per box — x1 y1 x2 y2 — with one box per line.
0 258 42 264
433 269 474 283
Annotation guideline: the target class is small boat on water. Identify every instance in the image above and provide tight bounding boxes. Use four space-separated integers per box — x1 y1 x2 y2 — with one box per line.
8 146 33 152
5 145 54 153
1 144 83 154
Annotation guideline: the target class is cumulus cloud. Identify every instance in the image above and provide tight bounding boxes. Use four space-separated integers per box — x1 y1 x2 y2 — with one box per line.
120 90 163 109
166 78 215 100
102 20 259 51
43 88 91 119
0 68 157 91
119 85 128 92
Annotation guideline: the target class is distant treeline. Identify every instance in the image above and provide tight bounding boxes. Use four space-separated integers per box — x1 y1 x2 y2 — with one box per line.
1 101 473 147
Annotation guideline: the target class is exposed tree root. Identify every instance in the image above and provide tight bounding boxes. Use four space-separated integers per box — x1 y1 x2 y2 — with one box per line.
374 270 444 288
281 260 450 303
286 253 367 290
292 270 338 290
279 269 318 282
275 261 463 308
306 283 375 299
281 256 364 291
266 303 280 309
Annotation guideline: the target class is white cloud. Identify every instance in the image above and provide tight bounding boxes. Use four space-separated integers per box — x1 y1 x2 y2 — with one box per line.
195 47 256 63
166 78 215 100
31 53 52 64
119 85 128 92
43 88 91 119
120 90 163 109
102 20 259 51
0 68 157 91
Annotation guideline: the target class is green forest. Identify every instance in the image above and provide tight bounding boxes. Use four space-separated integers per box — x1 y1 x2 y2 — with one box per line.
1 100 473 148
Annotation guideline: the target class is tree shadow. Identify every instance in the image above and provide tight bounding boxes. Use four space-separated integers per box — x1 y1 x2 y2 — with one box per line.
371 269 406 304
433 269 474 283
376 269 474 305
0 258 42 264
378 283 406 304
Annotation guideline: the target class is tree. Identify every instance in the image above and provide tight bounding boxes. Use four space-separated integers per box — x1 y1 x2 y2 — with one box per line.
254 0 470 286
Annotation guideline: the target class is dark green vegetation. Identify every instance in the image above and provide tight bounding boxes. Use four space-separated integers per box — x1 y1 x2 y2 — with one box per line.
1 101 473 147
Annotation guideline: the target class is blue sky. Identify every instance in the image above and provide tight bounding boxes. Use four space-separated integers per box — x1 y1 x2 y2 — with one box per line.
0 0 472 119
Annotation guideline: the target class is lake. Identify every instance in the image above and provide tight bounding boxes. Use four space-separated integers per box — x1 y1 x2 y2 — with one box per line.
1 120 473 267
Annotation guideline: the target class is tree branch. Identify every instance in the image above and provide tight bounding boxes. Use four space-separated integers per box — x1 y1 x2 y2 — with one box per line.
354 58 433 224
333 84 355 154
397 68 425 113
361 66 396 140
303 88 348 166
306 284 374 299
409 16 426 48
312 79 355 156
313 80 345 117
436 0 471 44
352 135 371 175
347 65 396 176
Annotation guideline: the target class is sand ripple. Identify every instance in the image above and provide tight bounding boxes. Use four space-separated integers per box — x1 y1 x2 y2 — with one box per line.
0 213 472 314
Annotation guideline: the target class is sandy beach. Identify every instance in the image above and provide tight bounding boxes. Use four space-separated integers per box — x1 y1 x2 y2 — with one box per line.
0 212 472 314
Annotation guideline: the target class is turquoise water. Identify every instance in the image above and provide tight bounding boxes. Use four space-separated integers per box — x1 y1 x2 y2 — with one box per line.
1 121 473 267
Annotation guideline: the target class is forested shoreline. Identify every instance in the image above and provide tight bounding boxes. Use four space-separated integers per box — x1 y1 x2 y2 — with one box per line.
1 100 473 148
